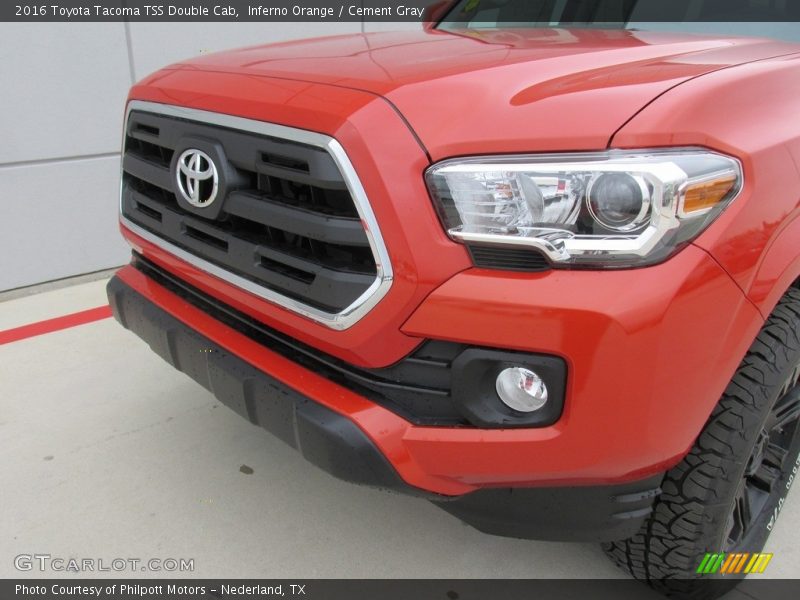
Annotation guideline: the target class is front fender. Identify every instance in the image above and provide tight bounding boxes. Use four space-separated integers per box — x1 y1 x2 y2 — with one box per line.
749 210 800 316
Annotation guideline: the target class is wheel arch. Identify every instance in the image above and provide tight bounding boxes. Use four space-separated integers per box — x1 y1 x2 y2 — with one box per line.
748 210 800 318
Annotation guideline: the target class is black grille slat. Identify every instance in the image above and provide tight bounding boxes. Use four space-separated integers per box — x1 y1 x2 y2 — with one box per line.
127 176 177 207
121 110 378 313
183 223 229 252
254 160 349 191
123 153 173 192
226 191 369 248
256 174 357 218
258 254 315 284
468 245 550 272
131 198 163 225
128 125 161 146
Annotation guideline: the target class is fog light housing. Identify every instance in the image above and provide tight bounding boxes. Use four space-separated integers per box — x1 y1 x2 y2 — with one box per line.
496 367 548 412
450 349 566 428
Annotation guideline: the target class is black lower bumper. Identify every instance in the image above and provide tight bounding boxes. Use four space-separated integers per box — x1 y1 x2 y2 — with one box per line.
107 275 414 495
108 272 663 542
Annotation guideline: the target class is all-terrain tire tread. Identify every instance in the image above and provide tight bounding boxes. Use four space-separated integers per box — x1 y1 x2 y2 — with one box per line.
603 288 800 597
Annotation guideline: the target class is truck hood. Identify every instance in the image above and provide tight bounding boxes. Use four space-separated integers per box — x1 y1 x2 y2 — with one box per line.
170 28 797 160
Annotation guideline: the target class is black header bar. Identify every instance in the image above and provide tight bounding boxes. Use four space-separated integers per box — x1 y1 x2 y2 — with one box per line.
4 1 800 23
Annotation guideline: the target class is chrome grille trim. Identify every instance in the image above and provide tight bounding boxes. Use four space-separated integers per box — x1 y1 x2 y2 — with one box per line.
119 100 393 331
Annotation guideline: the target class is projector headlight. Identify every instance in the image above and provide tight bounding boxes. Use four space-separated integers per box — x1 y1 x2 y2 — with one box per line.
425 149 742 268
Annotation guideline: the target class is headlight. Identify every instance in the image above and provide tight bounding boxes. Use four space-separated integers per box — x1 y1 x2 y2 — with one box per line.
425 149 742 268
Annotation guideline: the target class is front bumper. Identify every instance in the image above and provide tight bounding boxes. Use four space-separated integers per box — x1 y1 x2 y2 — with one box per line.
117 228 764 492
108 272 662 542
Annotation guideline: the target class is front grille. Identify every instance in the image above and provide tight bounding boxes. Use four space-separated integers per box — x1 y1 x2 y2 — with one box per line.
120 103 389 321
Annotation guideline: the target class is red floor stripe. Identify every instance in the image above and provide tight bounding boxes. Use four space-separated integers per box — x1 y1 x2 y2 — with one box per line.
0 305 112 345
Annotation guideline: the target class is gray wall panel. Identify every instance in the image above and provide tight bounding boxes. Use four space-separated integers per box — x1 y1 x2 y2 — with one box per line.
0 157 130 291
0 23 132 165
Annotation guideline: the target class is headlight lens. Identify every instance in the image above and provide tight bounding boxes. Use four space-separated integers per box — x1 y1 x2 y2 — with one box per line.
425 149 741 268
586 172 651 231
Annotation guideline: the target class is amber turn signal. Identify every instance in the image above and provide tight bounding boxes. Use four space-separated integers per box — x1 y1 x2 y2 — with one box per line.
682 174 738 215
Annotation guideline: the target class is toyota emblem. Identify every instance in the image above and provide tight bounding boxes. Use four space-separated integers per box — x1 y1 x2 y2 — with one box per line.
175 149 219 208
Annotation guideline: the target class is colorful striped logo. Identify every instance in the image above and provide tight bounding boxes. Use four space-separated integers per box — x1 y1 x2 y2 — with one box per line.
697 553 773 575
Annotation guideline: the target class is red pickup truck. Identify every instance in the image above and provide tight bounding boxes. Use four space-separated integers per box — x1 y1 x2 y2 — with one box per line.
108 1 800 596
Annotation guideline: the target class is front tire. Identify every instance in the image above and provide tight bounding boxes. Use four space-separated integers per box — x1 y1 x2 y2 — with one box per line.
604 287 800 599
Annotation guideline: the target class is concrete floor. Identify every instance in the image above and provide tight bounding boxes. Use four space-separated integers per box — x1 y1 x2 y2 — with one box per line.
1 276 799 583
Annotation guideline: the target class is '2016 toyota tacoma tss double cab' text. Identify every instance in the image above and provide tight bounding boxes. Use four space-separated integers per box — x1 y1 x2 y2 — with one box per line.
108 1 800 596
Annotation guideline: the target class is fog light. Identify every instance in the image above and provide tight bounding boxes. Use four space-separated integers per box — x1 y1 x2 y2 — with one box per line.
495 367 548 413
